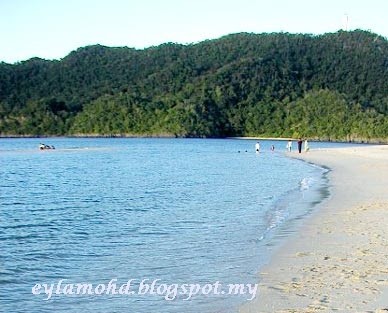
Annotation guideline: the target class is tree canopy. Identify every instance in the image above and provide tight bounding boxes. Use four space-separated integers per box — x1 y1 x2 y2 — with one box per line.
0 30 387 142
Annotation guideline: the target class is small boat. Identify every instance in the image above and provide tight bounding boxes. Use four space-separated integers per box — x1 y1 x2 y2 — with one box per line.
39 143 55 150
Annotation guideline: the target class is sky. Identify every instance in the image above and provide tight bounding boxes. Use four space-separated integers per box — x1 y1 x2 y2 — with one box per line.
0 0 387 63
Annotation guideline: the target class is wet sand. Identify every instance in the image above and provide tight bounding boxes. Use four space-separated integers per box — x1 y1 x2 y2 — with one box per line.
240 145 388 313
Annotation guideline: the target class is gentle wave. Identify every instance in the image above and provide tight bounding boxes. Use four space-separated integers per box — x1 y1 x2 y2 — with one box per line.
0 138 330 313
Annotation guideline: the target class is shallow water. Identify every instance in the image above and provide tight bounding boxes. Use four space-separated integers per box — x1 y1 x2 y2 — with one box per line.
0 138 355 313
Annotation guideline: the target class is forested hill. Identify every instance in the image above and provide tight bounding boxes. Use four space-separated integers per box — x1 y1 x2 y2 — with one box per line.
0 30 387 142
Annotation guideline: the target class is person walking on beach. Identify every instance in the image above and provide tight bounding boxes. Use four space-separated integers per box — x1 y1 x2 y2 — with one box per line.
286 140 292 152
304 139 309 152
255 141 260 153
297 138 303 153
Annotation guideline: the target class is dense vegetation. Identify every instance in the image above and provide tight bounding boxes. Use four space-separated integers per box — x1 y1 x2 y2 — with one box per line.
0 30 387 142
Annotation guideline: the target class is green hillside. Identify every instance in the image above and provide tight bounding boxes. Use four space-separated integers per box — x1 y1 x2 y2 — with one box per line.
0 30 387 141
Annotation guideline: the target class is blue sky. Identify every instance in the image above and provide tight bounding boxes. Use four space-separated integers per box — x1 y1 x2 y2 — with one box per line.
0 0 387 63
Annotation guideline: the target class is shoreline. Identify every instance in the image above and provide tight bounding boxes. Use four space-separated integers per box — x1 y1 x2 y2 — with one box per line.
228 137 388 144
0 135 386 144
240 145 388 312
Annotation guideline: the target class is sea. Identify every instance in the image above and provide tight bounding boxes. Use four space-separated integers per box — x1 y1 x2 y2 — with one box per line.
0 138 358 313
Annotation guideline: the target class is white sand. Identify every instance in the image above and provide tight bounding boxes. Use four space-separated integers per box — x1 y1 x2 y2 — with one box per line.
240 145 388 313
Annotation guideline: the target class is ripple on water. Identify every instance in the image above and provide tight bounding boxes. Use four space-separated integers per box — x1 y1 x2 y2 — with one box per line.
0 138 330 313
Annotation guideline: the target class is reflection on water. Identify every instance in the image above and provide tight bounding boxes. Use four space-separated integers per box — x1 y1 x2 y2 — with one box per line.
0 138 335 313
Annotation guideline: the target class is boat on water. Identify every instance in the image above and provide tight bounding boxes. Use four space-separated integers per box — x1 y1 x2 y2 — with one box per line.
39 143 55 150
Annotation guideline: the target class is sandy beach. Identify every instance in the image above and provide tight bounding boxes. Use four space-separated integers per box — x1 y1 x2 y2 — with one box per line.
240 145 388 313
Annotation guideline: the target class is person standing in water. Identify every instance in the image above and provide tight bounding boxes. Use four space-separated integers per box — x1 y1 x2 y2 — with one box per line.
286 140 292 152
270 145 275 152
255 141 260 153
304 139 309 152
297 138 303 153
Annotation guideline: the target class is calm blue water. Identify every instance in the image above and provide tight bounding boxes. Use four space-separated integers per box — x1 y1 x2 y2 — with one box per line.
0 138 352 313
